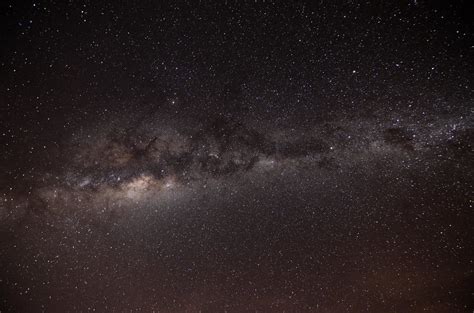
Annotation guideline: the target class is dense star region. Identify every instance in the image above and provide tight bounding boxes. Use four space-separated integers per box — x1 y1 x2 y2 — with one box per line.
1 1 473 312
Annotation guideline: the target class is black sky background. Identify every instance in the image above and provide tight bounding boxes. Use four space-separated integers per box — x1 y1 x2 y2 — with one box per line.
1 1 473 312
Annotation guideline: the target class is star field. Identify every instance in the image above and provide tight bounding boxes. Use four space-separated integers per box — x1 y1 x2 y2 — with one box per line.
0 1 473 312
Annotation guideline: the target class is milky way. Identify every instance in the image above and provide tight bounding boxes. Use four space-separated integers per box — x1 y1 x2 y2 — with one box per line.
1 1 473 312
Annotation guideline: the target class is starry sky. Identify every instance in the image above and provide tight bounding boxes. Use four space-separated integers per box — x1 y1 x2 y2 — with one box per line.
1 1 473 312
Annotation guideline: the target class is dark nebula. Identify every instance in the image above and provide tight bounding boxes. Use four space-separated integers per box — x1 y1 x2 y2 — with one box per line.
1 1 473 312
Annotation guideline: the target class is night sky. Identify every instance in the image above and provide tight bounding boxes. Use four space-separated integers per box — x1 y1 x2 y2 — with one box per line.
1 1 473 312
